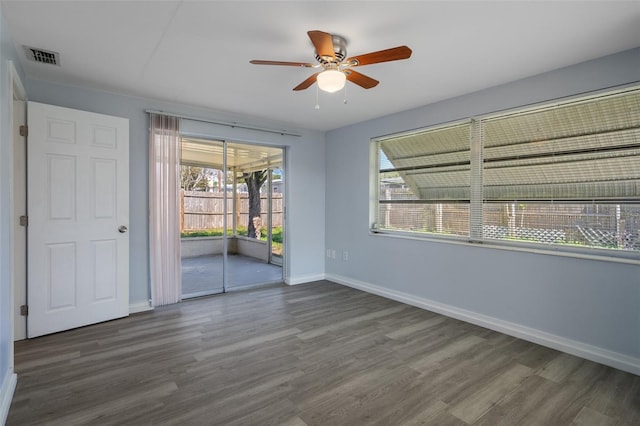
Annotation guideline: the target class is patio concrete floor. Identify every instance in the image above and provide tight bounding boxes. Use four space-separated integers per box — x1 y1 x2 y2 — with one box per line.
181 254 283 297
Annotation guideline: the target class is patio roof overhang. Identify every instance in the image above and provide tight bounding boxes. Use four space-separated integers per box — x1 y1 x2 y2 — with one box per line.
181 138 283 173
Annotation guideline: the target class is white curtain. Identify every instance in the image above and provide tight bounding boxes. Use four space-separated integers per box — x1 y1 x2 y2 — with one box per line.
149 113 182 306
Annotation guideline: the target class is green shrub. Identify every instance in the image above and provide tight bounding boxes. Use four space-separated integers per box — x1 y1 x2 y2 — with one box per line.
181 226 282 241
181 228 232 238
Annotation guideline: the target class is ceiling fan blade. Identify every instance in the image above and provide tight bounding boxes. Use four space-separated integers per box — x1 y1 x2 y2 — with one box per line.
345 70 379 89
250 60 315 67
293 72 320 91
308 30 335 60
346 45 412 66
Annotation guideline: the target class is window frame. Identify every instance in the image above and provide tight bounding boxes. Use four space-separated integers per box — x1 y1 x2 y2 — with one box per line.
370 85 640 263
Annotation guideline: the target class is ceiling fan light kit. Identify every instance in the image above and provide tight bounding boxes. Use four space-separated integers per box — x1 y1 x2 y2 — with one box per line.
250 30 412 94
317 69 346 93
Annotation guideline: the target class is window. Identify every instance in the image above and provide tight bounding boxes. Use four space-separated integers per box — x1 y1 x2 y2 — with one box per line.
376 122 472 237
373 87 640 257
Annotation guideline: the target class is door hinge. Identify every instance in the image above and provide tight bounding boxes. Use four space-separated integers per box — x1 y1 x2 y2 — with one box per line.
19 125 28 137
20 305 28 316
19 215 28 227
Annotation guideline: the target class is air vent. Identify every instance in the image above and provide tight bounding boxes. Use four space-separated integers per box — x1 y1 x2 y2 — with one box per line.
23 46 60 66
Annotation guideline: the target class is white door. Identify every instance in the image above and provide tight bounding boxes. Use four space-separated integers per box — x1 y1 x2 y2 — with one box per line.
27 102 129 337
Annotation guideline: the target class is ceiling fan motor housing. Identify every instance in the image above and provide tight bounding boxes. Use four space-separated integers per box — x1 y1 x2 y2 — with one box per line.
315 34 347 65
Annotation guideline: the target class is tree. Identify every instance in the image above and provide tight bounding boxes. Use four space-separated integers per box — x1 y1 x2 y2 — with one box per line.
181 166 215 191
241 170 269 238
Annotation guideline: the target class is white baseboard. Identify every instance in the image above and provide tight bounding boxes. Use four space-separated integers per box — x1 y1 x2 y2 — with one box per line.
0 370 17 425
129 300 153 314
326 273 640 377
285 273 326 286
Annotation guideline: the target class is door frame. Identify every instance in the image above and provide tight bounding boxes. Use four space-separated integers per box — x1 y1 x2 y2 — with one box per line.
9 61 27 346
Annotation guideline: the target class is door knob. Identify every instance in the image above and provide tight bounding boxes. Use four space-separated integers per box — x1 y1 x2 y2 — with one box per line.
118 225 128 233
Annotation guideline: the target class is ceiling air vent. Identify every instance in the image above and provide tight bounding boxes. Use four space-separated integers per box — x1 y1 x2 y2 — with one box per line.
23 46 61 66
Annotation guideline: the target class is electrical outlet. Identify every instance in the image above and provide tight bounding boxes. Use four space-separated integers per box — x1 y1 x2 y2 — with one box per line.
326 249 331 258
331 250 336 259
342 251 349 261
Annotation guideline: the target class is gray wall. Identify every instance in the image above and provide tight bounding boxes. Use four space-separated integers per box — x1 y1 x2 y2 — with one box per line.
325 48 640 373
26 78 326 305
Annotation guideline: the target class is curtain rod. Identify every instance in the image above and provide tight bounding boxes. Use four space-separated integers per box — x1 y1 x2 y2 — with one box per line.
145 109 301 137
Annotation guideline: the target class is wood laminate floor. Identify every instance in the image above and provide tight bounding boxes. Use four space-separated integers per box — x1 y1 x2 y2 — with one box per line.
8 281 640 425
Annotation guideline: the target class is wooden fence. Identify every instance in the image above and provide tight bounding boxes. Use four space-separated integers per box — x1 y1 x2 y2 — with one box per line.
181 190 283 231
379 201 640 248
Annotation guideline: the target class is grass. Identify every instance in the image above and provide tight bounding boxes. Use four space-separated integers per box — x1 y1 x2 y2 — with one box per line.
181 226 283 255
180 228 234 238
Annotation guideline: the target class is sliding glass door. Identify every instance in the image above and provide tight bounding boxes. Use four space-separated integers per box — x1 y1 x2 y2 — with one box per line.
179 139 226 297
179 138 284 298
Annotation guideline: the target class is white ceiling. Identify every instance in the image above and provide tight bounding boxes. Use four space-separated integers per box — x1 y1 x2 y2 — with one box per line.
2 1 639 132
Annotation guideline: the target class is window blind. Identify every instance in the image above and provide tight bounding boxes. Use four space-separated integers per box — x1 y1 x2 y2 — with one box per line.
482 89 640 202
376 122 471 235
378 122 471 202
372 86 640 253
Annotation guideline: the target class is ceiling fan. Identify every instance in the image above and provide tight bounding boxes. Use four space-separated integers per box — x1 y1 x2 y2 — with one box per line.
250 30 412 93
